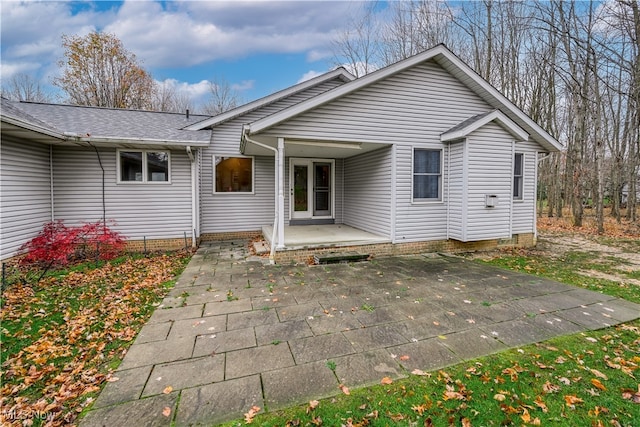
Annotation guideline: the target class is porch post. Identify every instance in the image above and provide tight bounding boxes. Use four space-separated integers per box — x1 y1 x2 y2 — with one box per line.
277 137 286 249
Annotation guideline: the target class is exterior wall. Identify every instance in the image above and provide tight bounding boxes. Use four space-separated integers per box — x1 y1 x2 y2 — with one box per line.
447 141 465 240
0 137 53 260
512 141 540 234
52 145 193 241
261 60 498 243
343 147 392 237
201 78 345 233
463 122 513 241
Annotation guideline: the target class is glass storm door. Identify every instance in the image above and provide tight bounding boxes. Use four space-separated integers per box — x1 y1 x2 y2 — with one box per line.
290 159 332 219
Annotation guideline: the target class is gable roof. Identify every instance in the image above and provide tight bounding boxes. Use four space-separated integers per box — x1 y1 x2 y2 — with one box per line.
441 110 529 142
246 44 562 152
184 67 355 130
1 99 212 147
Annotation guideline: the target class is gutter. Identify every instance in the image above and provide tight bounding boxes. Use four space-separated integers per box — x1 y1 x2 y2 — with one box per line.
62 133 209 147
242 128 279 264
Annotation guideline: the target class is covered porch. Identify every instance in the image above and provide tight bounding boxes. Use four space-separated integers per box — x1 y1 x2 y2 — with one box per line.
261 224 390 251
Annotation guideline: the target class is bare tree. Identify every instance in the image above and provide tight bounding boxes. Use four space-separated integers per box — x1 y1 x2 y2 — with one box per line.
53 32 154 109
151 80 194 113
331 1 382 77
1 73 52 102
202 78 242 115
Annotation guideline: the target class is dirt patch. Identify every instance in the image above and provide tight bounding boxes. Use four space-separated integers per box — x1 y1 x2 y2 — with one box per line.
579 269 640 286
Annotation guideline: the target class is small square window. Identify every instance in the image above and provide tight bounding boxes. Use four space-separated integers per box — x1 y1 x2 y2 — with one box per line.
214 156 253 193
413 149 442 201
118 150 170 183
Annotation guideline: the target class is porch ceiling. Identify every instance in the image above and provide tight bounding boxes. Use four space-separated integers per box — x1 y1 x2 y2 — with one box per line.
242 135 390 158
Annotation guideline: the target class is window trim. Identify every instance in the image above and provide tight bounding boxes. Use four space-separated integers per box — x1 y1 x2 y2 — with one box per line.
212 154 255 195
117 149 171 184
412 147 443 203
513 152 524 201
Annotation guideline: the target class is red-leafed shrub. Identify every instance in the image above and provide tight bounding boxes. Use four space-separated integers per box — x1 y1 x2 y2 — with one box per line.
19 220 126 269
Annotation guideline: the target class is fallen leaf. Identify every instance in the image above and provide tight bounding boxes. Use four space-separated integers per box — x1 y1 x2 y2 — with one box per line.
162 407 171 417
412 404 428 415
591 378 607 391
461 417 472 427
381 377 393 385
534 396 548 413
590 368 608 380
244 405 261 423
564 395 584 407
163 385 173 394
494 393 506 401
399 355 410 361
621 385 640 403
306 400 319 414
339 384 350 395
411 369 430 376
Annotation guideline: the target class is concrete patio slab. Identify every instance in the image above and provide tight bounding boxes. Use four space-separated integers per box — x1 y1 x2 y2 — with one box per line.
81 240 640 427
262 360 339 411
333 348 406 387
175 375 263 426
142 355 225 397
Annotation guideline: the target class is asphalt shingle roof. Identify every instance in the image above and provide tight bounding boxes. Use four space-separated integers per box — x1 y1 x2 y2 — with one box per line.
2 99 212 143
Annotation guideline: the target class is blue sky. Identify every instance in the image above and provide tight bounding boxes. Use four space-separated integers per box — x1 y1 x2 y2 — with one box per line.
1 0 379 109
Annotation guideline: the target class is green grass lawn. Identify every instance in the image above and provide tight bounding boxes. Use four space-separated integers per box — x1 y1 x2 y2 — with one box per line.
221 235 640 427
0 251 191 426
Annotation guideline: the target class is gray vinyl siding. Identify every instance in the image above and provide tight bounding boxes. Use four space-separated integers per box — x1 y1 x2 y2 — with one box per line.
0 138 52 259
260 61 491 144
201 78 345 233
52 146 193 240
512 141 539 234
200 155 274 233
463 122 513 241
394 144 449 242
344 147 392 237
447 141 465 240
260 60 494 243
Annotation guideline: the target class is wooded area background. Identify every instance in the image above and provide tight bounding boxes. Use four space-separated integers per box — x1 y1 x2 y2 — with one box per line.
2 1 638 231
332 0 639 230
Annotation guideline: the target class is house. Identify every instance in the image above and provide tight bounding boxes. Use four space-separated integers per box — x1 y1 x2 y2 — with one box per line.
0 44 561 263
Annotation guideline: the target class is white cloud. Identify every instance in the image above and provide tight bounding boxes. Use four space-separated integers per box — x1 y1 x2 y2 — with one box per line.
231 80 255 92
101 0 355 68
307 49 333 62
0 0 366 95
297 70 325 84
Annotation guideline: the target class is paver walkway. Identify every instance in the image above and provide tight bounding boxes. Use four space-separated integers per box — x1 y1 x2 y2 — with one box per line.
81 241 640 426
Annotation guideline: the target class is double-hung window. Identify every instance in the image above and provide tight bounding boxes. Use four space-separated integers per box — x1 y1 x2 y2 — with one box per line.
118 150 170 183
513 153 524 200
214 156 254 193
413 148 442 201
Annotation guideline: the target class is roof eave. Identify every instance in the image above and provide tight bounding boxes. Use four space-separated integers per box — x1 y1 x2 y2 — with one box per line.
441 110 529 142
1 115 66 140
184 67 356 131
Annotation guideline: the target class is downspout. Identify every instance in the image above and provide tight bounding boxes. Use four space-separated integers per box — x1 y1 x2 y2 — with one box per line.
242 129 279 264
50 145 54 221
186 146 198 248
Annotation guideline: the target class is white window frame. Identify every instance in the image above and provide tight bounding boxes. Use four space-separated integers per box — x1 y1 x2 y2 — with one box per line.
117 149 171 184
513 152 524 201
412 148 443 203
212 154 255 194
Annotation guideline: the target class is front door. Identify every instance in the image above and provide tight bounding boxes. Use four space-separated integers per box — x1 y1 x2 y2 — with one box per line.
290 159 333 220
